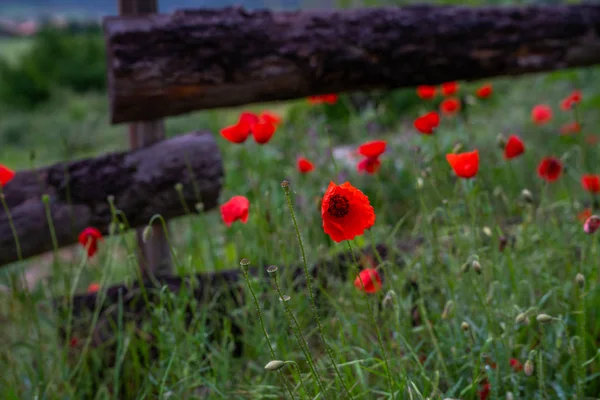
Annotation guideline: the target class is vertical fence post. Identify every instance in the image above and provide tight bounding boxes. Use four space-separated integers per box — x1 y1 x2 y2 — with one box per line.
118 0 173 277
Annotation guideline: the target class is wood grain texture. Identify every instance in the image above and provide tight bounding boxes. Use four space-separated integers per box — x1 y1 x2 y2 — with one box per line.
0 132 223 267
104 4 600 123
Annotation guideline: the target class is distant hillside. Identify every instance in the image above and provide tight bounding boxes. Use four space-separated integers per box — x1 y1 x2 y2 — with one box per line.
0 0 318 18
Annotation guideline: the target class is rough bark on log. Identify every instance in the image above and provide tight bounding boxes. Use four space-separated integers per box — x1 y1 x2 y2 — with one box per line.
104 4 600 123
0 132 223 267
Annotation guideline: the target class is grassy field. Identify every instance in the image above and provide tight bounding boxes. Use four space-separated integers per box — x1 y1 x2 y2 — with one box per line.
1 33 600 400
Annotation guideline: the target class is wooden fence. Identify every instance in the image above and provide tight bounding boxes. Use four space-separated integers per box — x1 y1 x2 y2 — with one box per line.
1 1 600 276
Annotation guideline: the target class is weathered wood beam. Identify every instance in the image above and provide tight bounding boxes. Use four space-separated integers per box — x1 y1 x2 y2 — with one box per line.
104 4 600 123
0 132 223 267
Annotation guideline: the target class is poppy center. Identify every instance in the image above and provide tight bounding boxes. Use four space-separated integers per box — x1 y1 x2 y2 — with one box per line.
328 194 350 218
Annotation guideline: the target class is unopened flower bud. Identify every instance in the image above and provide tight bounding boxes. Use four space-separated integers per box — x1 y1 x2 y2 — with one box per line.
461 321 470 331
441 300 454 320
482 226 492 237
524 359 534 376
472 260 482 274
575 273 585 288
515 312 527 324
240 258 251 271
174 182 183 192
521 189 533 203
496 134 507 148
536 313 553 323
264 360 286 371
583 215 600 234
416 177 424 189
266 265 278 275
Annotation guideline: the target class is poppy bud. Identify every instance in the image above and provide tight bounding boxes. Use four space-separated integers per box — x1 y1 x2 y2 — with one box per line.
452 143 464 154
536 313 553 323
583 215 600 234
461 321 470 331
482 226 492 237
416 177 424 189
575 273 585 288
524 360 534 376
279 295 291 302
472 260 482 274
441 300 454 319
174 182 183 193
515 312 527 324
280 179 290 189
521 189 533 203
382 290 396 308
195 202 204 213
496 134 507 148
264 360 286 371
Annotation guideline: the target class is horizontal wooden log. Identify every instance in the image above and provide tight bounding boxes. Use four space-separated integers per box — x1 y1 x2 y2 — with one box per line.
104 4 600 123
0 132 223 267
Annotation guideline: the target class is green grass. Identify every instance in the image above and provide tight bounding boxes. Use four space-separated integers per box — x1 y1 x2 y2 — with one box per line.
1 58 600 399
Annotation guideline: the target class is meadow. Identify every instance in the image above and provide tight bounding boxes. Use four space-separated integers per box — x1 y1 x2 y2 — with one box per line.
1 25 600 400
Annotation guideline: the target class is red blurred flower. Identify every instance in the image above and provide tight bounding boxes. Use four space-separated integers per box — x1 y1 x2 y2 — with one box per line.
87 283 100 293
0 165 15 186
560 122 581 135
354 268 382 294
220 196 250 227
321 181 376 242
297 157 314 173
537 157 562 182
581 174 600 193
446 150 479 179
510 358 523 372
531 104 552 125
479 382 491 400
440 98 461 115
220 112 259 144
70 336 79 348
416 85 436 100
441 81 459 96
561 90 582 111
504 135 525 159
476 83 493 99
414 111 440 135
585 134 600 145
252 121 276 144
357 157 381 174
259 111 282 126
78 227 103 258
358 140 387 158
584 215 600 234
308 94 338 105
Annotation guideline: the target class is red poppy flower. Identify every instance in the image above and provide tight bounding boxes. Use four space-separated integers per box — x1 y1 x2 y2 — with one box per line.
446 150 479 179
78 227 103 258
510 358 523 372
440 98 461 115
416 85 436 100
479 382 491 400
537 157 562 182
252 121 276 144
578 208 593 223
358 140 387 158
297 157 314 173
259 111 282 126
0 165 15 186
504 135 525 159
441 81 459 96
321 181 376 243
87 283 100 293
357 157 381 174
220 112 260 144
585 134 600 145
584 215 600 234
531 105 552 125
308 94 338 105
354 268 382 294
414 111 440 135
581 174 600 193
220 196 250 227
560 122 581 135
561 90 582 111
476 83 493 99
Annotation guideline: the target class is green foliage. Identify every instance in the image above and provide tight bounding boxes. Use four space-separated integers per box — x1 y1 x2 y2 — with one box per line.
0 28 105 109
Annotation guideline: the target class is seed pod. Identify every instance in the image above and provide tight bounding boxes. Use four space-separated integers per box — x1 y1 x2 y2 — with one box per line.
461 321 470 331
521 189 533 203
264 360 286 371
472 260 482 274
